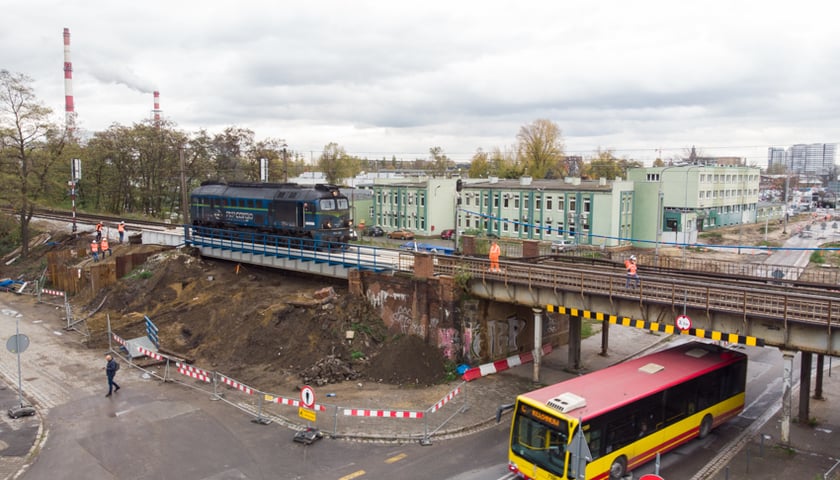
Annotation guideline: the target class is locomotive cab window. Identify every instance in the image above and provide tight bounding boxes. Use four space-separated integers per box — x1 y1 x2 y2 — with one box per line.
337 198 349 209
320 199 336 211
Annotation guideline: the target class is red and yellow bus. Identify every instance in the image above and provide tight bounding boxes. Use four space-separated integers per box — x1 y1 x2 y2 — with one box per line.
506 341 747 480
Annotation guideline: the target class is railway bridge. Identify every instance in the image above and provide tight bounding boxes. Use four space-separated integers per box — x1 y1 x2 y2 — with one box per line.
164 226 838 443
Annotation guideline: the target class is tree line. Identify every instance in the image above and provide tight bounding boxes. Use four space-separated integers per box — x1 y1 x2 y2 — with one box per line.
0 69 648 256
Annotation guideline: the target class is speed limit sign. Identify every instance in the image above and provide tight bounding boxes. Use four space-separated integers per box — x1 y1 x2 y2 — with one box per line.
675 314 692 331
300 385 315 409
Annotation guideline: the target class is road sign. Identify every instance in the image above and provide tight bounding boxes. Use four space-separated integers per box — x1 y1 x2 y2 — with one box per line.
6 334 29 354
300 385 315 409
675 314 692 331
298 407 317 422
639 475 665 480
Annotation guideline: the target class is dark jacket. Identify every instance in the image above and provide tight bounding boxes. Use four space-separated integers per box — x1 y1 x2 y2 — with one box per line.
106 358 118 376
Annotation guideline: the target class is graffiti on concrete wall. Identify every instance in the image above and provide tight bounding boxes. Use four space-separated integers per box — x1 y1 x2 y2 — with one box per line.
437 327 460 360
469 315 525 361
365 288 408 308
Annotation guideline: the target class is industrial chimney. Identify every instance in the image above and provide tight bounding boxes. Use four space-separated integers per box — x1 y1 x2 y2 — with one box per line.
153 90 161 125
63 28 76 134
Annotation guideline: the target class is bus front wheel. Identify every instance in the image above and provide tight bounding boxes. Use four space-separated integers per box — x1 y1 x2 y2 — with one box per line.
609 456 626 480
699 414 713 438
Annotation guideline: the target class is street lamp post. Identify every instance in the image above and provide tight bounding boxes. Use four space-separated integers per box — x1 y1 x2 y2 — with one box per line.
681 165 703 264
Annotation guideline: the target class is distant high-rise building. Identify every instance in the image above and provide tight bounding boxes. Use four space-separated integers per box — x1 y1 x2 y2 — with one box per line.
766 143 836 177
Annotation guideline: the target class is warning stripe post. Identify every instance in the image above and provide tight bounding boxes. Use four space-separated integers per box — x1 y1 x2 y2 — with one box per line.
264 395 327 412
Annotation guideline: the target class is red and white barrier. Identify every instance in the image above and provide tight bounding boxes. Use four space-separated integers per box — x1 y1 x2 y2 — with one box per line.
112 333 126 346
136 345 165 361
343 408 424 419
42 289 65 297
220 375 254 395
267 395 327 412
428 385 462 413
461 344 553 381
176 362 211 383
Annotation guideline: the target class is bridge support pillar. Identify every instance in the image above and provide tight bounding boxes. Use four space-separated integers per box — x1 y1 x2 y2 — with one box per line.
532 308 543 383
568 316 581 372
814 354 824 400
781 350 795 445
798 351 812 424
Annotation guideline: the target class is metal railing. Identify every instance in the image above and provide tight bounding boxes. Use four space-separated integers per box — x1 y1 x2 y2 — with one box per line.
433 256 840 328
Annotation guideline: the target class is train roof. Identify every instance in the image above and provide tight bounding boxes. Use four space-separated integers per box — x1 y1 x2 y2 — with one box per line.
520 341 746 420
192 181 346 200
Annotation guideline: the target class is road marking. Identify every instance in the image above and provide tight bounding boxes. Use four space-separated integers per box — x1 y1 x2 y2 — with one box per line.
384 453 407 464
338 470 365 480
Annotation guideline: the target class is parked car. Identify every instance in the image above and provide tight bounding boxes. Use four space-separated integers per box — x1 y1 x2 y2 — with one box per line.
551 239 576 252
387 229 415 240
363 225 385 237
440 229 455 240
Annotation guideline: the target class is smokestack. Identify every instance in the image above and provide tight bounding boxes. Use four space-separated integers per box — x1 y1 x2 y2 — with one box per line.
153 90 161 124
63 27 76 133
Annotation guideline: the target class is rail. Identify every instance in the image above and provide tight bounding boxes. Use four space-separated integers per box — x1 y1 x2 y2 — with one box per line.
433 256 840 328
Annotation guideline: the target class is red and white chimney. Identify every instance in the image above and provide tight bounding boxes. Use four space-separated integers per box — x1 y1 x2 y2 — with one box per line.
153 90 161 124
63 27 75 133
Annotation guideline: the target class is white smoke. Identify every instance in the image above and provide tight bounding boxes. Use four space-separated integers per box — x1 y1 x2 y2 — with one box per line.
89 64 155 94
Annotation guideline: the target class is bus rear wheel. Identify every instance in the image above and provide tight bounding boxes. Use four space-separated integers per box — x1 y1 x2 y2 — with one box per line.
609 456 627 480
699 414 713 438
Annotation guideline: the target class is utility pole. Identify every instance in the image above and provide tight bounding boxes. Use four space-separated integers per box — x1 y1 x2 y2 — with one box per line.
180 146 190 242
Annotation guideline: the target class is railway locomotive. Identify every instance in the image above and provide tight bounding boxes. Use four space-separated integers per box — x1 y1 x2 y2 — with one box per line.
189 181 353 244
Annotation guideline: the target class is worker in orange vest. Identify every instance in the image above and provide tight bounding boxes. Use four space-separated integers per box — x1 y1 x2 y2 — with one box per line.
625 255 640 288
101 237 111 257
91 240 100 262
117 221 125 244
489 240 501 273
95 222 103 242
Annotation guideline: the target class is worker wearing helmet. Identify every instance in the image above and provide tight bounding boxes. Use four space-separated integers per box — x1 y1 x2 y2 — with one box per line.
625 255 640 288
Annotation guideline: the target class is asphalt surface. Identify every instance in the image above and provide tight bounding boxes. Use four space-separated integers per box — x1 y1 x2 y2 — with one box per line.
1 295 837 480
0 220 838 479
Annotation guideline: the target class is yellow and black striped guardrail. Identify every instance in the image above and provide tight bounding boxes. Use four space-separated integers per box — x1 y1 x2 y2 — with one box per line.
545 305 765 347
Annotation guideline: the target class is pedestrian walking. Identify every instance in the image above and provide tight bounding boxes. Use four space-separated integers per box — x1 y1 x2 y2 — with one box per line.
90 240 100 262
104 353 121 397
118 221 125 244
95 222 103 242
625 255 640 288
101 237 111 257
489 240 501 272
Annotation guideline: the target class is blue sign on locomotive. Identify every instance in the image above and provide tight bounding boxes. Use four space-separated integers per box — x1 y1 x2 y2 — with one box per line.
190 181 353 244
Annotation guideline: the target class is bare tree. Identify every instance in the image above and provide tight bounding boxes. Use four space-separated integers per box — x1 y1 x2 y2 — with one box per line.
0 70 64 256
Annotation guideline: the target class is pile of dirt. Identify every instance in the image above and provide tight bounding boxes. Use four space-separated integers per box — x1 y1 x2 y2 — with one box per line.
73 245 448 390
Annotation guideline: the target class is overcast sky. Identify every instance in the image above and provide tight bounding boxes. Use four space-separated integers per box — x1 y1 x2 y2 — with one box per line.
4 1 839 166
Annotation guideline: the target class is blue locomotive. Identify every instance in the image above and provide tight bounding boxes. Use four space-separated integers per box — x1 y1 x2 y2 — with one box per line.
189 181 353 244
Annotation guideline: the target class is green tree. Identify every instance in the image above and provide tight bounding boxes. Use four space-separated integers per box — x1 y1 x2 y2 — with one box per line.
468 148 491 178
0 70 65 256
516 119 565 179
583 148 640 179
318 142 361 184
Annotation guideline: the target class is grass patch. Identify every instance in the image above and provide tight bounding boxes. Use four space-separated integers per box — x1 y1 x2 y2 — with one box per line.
125 268 153 280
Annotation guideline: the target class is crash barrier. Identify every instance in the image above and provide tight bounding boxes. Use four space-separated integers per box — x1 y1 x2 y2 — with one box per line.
109 330 471 442
461 344 552 381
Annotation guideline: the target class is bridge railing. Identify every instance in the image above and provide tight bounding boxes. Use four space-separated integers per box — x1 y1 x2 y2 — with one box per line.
434 256 840 328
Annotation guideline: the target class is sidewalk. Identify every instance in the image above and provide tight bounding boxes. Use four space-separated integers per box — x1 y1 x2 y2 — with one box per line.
1 294 838 479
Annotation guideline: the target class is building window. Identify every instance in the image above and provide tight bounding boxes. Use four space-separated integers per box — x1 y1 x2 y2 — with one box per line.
546 197 553 210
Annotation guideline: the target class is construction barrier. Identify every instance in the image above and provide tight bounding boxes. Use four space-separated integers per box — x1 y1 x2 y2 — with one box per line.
107 325 480 442
461 344 553 381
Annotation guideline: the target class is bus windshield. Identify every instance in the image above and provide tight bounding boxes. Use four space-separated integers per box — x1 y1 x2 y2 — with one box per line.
511 402 570 476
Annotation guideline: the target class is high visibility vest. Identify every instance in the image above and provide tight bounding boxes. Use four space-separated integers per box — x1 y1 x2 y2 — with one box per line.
101 239 110 251
489 244 501 258
118 224 125 233
91 242 99 253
